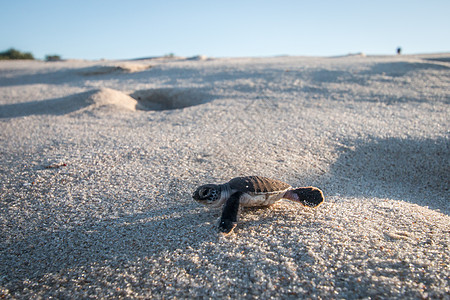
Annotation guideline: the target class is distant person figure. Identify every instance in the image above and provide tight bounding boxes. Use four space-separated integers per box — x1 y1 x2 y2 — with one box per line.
397 47 402 55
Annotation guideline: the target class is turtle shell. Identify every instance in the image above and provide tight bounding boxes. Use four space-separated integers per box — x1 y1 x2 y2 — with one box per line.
228 176 291 194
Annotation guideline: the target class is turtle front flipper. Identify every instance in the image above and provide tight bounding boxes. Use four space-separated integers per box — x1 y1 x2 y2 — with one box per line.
284 187 324 208
219 191 242 235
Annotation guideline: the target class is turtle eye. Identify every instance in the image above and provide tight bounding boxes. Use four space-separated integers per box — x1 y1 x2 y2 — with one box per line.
199 188 211 198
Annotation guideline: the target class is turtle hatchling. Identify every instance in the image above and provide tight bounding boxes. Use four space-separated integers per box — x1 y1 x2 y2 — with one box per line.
193 176 324 234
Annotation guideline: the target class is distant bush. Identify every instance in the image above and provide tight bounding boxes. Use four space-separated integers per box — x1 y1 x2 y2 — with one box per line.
45 54 62 61
0 48 34 60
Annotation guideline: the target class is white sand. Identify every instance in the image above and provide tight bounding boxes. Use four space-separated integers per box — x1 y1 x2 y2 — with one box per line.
0 54 449 298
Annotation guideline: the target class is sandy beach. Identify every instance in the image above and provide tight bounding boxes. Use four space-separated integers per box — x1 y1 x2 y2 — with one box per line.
0 54 449 298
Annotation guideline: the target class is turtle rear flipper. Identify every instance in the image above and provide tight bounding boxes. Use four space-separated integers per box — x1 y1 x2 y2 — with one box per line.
284 187 324 207
219 191 242 235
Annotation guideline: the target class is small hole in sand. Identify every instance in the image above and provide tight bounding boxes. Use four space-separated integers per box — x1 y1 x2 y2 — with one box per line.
130 88 213 111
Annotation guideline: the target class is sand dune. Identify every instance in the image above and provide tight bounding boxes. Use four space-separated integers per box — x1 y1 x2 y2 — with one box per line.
0 54 449 298
0 88 137 118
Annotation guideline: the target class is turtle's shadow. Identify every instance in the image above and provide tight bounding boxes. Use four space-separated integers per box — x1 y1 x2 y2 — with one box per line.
0 205 213 285
1 198 317 286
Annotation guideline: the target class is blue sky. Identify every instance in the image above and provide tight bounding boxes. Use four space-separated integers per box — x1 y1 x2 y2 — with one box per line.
1 0 449 60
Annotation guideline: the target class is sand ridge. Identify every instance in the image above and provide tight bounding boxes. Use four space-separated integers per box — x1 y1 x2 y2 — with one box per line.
0 54 449 298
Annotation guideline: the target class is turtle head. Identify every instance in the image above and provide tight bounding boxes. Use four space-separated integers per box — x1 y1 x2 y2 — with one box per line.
192 184 221 205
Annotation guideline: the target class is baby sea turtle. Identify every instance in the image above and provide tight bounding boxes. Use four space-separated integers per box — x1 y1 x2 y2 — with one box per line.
193 176 324 234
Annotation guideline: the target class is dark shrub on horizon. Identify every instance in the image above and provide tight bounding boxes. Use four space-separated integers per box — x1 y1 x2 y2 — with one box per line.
45 54 62 61
0 48 34 60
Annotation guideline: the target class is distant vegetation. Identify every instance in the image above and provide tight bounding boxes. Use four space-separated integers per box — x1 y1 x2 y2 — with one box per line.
45 54 62 61
0 48 34 60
